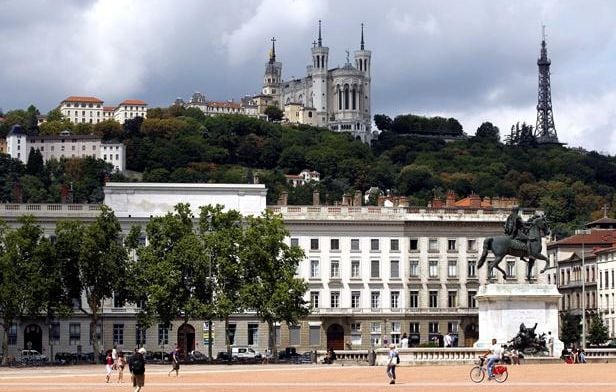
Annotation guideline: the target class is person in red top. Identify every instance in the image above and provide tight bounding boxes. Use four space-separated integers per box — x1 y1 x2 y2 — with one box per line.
105 350 114 383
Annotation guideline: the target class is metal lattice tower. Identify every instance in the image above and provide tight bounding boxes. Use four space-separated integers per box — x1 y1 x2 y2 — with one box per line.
535 26 559 144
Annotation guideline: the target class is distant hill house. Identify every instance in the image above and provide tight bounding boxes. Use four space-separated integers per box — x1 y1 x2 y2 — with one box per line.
5 124 125 172
285 169 320 187
58 96 147 125
429 191 518 210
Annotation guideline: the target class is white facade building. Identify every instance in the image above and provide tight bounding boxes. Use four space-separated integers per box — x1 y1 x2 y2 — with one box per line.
59 96 147 125
261 22 374 142
113 99 148 124
597 246 616 337
6 125 125 172
59 96 104 124
0 183 545 358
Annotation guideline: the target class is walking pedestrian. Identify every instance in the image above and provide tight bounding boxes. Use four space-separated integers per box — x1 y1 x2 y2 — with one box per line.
116 352 126 383
386 344 399 385
168 346 180 377
104 350 114 383
129 347 147 392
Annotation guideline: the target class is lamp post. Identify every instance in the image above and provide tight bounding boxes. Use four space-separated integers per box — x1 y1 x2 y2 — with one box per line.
576 229 591 349
207 214 213 361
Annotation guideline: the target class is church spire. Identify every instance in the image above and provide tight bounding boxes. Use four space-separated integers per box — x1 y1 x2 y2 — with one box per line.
269 37 276 64
360 23 365 50
318 19 322 47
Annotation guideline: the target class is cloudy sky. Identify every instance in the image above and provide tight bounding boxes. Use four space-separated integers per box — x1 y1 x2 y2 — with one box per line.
1 0 616 154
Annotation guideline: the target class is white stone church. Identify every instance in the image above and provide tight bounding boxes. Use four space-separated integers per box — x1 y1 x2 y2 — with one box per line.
259 21 375 143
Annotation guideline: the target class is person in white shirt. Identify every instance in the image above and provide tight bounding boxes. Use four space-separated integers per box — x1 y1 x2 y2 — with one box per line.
484 338 503 380
444 332 453 347
400 333 409 349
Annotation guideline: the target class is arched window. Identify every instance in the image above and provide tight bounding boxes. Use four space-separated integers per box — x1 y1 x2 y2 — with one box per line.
298 94 303 104
337 85 342 110
352 86 356 110
344 84 349 110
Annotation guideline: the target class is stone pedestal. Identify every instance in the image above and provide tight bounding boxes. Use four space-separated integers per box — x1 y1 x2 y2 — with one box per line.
474 283 563 356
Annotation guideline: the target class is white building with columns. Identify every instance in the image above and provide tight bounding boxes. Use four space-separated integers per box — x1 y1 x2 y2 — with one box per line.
261 21 374 142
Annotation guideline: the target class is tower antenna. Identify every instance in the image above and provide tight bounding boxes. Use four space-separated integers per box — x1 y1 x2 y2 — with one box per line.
360 23 365 50
318 20 322 47
535 25 559 144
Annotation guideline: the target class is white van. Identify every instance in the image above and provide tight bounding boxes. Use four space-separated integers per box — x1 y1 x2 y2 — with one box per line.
231 346 261 359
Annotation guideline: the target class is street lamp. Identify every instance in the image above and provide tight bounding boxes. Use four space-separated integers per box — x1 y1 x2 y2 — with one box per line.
206 214 213 361
576 229 591 349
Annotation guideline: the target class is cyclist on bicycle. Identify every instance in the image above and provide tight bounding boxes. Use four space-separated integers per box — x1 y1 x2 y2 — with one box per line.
484 338 503 381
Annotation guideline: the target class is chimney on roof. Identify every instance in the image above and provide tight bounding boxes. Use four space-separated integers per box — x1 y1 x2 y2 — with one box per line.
313 190 320 206
341 193 350 206
378 195 385 207
469 192 481 209
12 182 22 203
354 190 362 206
399 196 409 208
446 190 456 207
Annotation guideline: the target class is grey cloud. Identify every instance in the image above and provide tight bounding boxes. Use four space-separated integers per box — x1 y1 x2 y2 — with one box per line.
1 0 615 154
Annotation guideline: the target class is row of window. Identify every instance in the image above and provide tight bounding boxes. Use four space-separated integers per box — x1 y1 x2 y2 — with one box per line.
308 258 517 280
64 103 101 108
309 290 477 309
297 238 478 252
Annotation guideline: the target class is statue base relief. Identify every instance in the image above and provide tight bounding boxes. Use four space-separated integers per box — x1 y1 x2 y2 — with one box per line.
473 283 564 356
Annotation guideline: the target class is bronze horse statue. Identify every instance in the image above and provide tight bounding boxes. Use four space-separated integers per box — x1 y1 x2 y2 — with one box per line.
477 215 550 281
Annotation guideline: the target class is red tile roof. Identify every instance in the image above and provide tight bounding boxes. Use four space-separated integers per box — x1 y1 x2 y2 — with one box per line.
595 245 616 255
103 106 115 112
120 99 147 106
549 229 616 247
63 96 104 103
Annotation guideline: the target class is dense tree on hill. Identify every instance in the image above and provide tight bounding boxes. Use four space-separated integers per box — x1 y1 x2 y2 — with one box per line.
475 121 500 142
390 114 464 135
264 105 284 122
374 114 393 131
39 119 74 135
93 119 123 139
46 108 63 122
3 104 616 237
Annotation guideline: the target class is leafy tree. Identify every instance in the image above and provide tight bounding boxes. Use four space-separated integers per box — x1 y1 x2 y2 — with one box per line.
39 119 74 135
25 105 40 130
374 114 393 131
475 122 500 141
241 211 309 360
54 207 128 362
46 108 64 122
93 120 123 140
560 311 582 346
74 123 93 135
264 105 283 122
126 204 209 357
588 313 609 346
0 217 57 364
199 205 245 359
26 148 44 176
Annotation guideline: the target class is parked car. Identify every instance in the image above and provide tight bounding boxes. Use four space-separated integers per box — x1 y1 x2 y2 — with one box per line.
145 351 170 363
21 350 47 362
188 350 209 362
232 346 261 360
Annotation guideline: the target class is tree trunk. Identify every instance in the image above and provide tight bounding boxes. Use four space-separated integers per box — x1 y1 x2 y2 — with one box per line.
1 323 9 365
89 297 100 364
182 317 188 361
225 317 231 361
207 318 213 360
268 320 277 363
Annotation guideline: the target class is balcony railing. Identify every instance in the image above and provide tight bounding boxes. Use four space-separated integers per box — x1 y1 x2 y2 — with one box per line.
0 203 102 217
313 307 478 315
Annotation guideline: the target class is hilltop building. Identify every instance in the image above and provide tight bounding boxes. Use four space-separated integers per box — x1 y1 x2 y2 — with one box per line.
5 124 125 172
59 96 147 125
259 21 374 142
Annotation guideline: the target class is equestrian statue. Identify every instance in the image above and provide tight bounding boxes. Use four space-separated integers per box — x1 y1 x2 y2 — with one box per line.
477 207 550 282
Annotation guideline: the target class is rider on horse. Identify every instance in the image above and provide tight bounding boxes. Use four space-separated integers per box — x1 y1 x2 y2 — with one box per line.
504 207 533 257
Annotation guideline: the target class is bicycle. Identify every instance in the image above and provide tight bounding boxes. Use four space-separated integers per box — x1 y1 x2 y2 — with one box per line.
469 356 508 383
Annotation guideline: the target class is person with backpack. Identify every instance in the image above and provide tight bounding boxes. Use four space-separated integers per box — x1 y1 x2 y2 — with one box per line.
168 347 180 376
386 343 399 384
129 347 147 392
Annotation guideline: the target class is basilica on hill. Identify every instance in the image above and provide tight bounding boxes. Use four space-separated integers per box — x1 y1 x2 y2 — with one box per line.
257 21 375 143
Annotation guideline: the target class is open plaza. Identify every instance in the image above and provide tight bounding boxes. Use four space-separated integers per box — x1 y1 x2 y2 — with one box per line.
1 362 615 392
